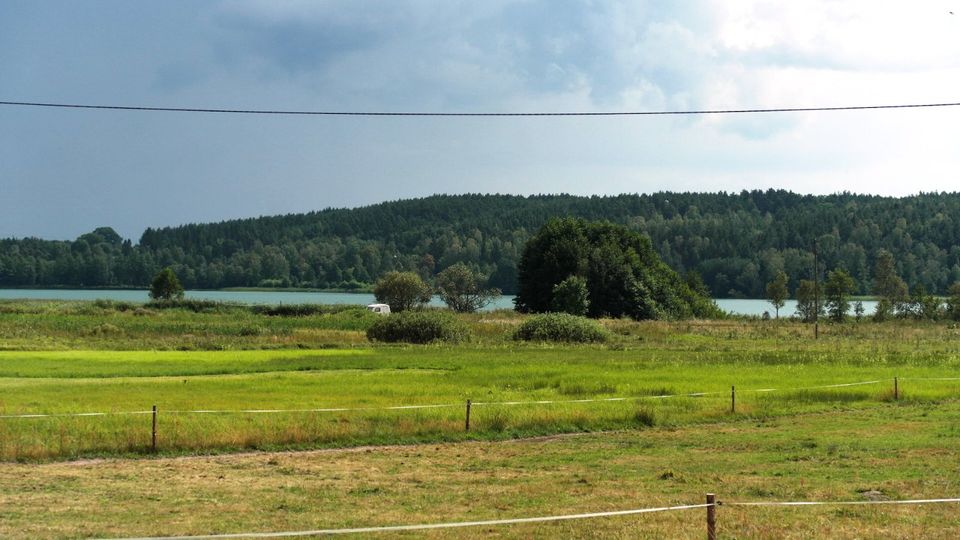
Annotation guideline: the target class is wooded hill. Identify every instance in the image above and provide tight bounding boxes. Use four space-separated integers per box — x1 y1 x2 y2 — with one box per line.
3 191 960 297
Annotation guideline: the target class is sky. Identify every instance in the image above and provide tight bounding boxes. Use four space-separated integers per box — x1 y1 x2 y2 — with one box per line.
2 1 960 241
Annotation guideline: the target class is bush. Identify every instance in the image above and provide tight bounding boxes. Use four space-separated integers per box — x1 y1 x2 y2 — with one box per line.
92 299 137 312
147 299 236 313
366 310 470 344
251 304 330 317
512 313 610 343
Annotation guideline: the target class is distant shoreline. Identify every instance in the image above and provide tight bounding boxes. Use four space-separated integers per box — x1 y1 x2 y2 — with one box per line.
0 286 373 294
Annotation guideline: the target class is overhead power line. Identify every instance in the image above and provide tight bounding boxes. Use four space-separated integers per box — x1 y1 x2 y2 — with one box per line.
1 100 960 117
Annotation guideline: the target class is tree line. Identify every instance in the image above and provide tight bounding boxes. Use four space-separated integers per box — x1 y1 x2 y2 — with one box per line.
3 191 960 297
766 249 960 322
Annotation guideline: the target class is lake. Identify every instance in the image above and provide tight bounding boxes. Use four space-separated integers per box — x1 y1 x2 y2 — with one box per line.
0 289 876 317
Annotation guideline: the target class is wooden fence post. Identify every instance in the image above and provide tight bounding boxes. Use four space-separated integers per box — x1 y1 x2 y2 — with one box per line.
894 377 899 401
706 493 716 540
731 386 736 414
151 405 158 453
465 399 471 432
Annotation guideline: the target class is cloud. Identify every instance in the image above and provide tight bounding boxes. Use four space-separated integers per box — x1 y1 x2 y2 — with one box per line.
2 0 960 239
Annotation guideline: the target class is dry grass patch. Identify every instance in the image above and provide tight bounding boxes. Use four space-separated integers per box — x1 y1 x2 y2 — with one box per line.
2 403 960 539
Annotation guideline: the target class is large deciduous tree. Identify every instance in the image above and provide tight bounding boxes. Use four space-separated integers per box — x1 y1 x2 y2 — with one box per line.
551 275 590 316
435 263 500 313
373 271 431 312
513 218 719 320
149 267 184 301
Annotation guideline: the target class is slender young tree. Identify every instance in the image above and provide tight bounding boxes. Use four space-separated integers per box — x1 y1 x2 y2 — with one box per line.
872 249 908 320
824 269 855 322
795 279 822 323
765 270 789 318
947 282 960 321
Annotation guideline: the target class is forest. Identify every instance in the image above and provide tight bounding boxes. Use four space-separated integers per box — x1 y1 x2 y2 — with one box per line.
2 190 960 298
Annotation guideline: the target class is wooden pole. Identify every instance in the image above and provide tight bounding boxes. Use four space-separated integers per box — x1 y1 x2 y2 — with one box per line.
706 493 716 540
151 405 158 453
894 377 899 401
465 399 472 432
731 386 736 414
814 243 820 340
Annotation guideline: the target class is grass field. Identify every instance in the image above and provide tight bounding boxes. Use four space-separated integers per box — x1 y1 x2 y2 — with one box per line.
2 402 959 538
1 301 960 460
1 300 960 537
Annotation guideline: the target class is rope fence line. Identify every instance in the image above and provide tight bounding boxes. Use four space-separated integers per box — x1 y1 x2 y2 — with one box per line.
751 380 883 393
99 496 960 539
0 376 949 419
471 390 722 407
106 503 712 540
725 497 960 507
163 403 460 415
0 410 154 419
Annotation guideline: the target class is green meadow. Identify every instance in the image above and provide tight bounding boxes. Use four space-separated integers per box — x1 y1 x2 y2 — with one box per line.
2 402 959 538
2 300 960 537
1 300 960 461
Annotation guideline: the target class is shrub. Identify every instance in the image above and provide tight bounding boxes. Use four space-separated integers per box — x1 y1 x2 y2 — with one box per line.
512 313 610 343
148 299 235 313
366 310 470 344
251 304 329 317
92 299 137 312
89 323 123 336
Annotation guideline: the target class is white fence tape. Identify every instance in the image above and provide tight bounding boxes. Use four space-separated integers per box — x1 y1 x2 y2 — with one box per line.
103 503 711 540
471 390 721 407
100 497 960 539
0 410 153 419
752 380 882 393
163 403 460 415
726 497 960 507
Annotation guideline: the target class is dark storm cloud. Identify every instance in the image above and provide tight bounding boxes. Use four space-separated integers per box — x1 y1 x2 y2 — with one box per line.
1 1 958 240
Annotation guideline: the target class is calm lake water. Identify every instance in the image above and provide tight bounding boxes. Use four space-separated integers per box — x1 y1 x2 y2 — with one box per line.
0 289 877 317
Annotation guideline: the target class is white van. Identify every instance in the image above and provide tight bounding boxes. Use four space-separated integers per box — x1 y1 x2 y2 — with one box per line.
366 303 391 315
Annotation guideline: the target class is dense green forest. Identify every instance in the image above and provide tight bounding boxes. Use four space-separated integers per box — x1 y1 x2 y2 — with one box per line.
3 191 960 297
